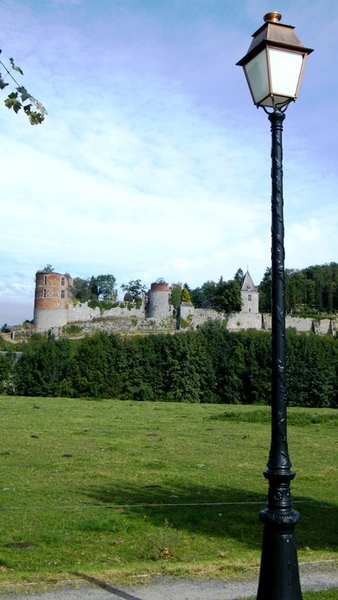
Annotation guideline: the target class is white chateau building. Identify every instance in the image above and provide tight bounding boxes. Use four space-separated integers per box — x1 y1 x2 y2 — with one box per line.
240 271 259 314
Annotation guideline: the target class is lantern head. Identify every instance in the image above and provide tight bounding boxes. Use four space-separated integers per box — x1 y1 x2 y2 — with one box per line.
237 12 313 110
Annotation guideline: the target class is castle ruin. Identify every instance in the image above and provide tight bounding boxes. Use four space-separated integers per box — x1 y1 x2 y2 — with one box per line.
33 269 335 336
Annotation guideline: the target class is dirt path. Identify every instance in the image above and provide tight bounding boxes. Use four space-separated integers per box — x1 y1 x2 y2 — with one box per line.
0 561 337 600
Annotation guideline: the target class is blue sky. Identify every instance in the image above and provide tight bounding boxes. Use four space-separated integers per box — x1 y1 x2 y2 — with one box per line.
0 0 337 325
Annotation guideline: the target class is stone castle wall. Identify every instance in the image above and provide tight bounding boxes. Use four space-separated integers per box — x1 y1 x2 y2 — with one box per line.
227 312 263 330
191 307 223 327
68 301 146 323
33 271 338 336
62 302 337 336
71 317 176 335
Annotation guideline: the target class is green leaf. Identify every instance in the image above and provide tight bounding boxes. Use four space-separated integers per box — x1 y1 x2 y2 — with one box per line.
28 110 45 125
17 85 30 102
9 57 24 75
4 91 22 113
0 76 9 90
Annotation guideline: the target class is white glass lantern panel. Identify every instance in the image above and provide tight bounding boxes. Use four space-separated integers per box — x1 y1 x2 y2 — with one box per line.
268 48 303 98
244 50 269 105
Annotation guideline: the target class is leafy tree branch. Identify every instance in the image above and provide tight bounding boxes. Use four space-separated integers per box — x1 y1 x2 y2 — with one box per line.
0 53 47 125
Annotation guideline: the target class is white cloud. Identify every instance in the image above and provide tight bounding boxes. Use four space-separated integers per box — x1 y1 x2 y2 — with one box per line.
0 0 337 325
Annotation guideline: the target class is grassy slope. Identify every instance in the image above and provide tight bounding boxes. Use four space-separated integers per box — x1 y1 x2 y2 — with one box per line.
0 397 336 585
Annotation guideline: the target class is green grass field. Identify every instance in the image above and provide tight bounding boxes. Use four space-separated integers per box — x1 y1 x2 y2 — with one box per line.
0 397 336 588
243 593 337 600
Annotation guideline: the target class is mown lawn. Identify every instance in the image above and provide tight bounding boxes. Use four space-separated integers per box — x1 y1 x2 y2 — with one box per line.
243 592 338 600
0 397 336 586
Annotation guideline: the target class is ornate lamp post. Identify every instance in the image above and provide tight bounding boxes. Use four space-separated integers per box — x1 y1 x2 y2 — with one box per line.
237 13 313 600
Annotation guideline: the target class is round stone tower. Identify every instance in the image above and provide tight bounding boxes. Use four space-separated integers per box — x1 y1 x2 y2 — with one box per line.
34 270 73 332
146 281 172 319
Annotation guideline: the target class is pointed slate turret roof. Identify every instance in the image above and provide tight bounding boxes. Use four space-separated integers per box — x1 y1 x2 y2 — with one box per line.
241 271 257 292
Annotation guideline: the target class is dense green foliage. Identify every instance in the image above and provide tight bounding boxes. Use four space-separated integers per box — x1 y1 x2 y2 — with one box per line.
72 274 117 301
188 263 338 316
259 263 338 315
211 276 242 313
189 272 242 313
181 286 192 303
170 283 182 307
0 352 15 393
6 323 338 407
14 333 71 397
121 278 147 301
189 280 216 307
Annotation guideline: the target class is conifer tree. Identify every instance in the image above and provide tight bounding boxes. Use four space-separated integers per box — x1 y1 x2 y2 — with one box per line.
181 286 192 303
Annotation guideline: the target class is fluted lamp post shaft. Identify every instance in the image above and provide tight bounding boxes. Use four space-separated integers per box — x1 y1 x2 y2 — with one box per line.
236 12 313 600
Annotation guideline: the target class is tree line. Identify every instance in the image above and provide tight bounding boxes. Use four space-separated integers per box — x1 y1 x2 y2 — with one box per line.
71 270 243 314
1 322 337 408
48 262 338 317
259 263 338 315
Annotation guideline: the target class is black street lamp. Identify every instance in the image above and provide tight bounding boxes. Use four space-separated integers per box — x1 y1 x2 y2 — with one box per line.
237 12 313 600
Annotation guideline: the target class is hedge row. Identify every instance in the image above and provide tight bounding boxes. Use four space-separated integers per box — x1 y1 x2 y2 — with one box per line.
2 321 338 407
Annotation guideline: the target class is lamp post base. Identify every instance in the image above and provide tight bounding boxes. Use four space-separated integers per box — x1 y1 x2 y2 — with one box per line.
257 507 302 600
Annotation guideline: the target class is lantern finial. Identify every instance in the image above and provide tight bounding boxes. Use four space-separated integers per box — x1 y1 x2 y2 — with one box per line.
264 12 282 23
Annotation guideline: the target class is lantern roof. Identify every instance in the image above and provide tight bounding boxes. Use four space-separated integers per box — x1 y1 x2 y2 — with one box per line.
237 13 313 67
